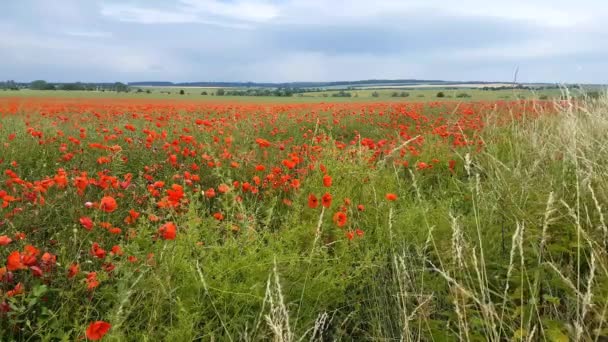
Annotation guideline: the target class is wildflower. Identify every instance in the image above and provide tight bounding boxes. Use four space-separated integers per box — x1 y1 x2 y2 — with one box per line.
308 194 319 208
79 216 94 231
386 193 398 201
448 159 456 174
86 272 100 290
99 196 117 213
205 188 216 199
110 245 123 256
158 222 177 240
323 175 332 187
0 235 12 246
67 263 79 278
333 212 347 227
6 282 24 297
7 251 26 271
321 192 332 208
218 184 230 193
90 243 106 259
86 321 111 341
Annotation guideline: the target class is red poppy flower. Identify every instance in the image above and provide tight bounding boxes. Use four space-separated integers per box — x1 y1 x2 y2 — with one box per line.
333 212 347 227
67 263 79 278
323 175 332 187
86 321 111 340
79 216 94 231
90 243 106 259
0 235 12 246
448 159 456 173
7 251 25 271
99 196 117 213
386 193 398 201
6 282 24 297
308 194 318 208
158 222 177 240
321 192 332 208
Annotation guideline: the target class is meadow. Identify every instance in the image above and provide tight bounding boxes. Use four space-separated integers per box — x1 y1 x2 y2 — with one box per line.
0 92 607 341
4 86 571 103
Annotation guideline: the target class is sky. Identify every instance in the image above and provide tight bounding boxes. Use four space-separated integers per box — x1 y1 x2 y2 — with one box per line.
1 0 607 83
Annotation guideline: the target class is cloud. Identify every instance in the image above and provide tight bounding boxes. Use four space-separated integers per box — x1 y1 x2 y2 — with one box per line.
100 0 279 27
64 30 113 38
1 0 607 83
100 5 199 24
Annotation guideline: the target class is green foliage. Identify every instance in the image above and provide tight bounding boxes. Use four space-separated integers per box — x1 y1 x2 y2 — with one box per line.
391 91 410 98
331 90 352 97
30 80 56 90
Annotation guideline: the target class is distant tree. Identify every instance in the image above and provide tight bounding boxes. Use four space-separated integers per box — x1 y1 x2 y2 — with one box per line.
146 89 151 94
179 89 185 95
31 80 55 90
201 91 208 95
61 83 86 91
332 90 352 98
216 89 225 96
136 88 144 93
456 93 471 98
436 92 445 98
400 92 410 97
371 91 380 98
0 80 15 90
113 82 129 92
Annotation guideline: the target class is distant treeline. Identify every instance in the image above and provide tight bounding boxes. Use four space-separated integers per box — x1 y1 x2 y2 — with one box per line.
128 79 512 89
27 80 130 92
0 80 131 92
213 88 320 97
0 80 23 90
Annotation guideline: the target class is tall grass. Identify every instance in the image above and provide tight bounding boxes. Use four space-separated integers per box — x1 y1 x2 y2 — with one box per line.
253 95 608 341
2 95 608 341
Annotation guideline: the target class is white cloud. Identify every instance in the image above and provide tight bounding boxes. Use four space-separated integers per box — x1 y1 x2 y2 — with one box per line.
0 28 183 80
268 0 607 32
100 0 279 27
64 30 112 38
100 5 199 24
179 0 279 22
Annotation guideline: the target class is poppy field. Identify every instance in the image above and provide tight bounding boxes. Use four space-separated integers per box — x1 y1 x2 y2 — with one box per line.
1 95 608 341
